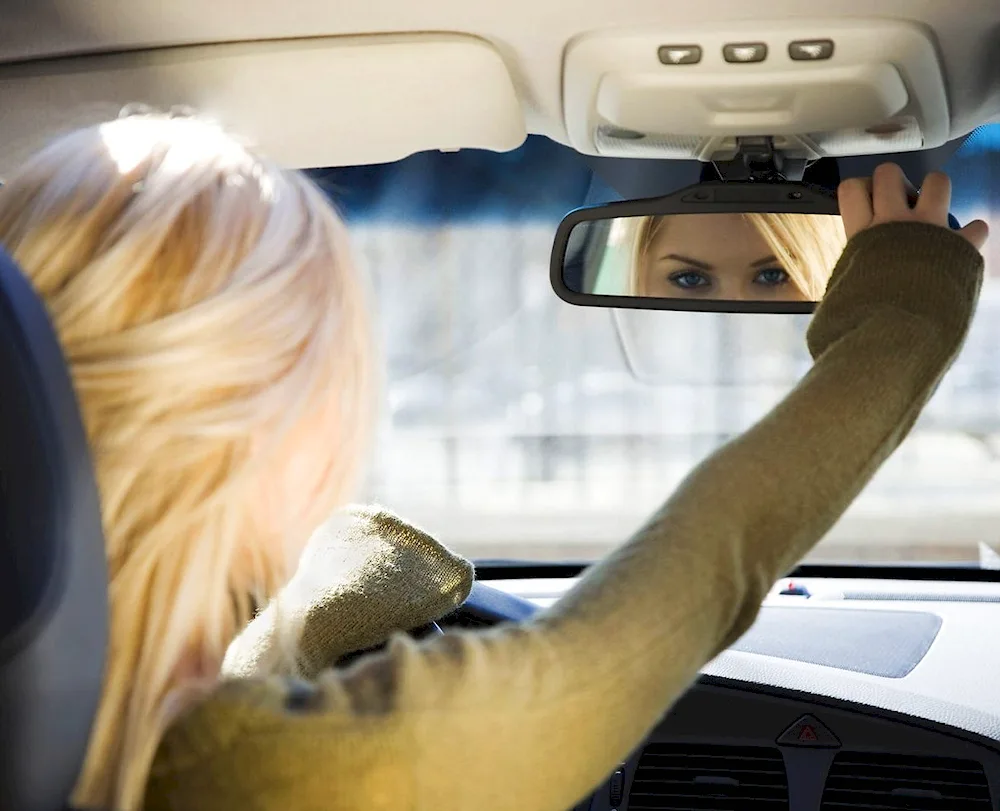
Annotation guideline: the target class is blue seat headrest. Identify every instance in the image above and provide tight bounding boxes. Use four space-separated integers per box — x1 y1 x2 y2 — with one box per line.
0 246 108 811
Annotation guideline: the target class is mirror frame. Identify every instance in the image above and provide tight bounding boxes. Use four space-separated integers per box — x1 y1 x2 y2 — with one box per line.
550 180 839 315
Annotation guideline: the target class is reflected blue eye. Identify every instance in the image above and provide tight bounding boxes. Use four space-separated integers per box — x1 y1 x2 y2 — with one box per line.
754 268 790 287
668 270 712 290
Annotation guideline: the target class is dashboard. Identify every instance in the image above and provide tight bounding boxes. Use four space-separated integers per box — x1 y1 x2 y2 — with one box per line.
438 574 1000 810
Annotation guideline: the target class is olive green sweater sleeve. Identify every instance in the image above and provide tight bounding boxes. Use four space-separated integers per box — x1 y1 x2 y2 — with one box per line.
146 222 983 811
220 506 474 681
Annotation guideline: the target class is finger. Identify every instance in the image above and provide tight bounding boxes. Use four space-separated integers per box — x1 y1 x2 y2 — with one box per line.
872 162 910 218
915 171 951 224
837 177 873 237
958 219 990 252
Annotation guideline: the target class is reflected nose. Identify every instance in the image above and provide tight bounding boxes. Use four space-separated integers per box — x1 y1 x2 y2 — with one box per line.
712 272 747 301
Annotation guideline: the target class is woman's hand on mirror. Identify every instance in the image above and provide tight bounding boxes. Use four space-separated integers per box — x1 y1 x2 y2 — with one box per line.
838 163 989 251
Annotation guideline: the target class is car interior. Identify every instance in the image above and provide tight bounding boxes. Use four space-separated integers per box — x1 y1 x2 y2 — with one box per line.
5 2 1000 810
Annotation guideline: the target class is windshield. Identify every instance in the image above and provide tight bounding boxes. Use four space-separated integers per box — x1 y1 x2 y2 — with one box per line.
310 127 1000 566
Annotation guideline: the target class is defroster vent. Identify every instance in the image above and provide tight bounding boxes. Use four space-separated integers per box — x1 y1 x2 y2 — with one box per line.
820 752 991 810
628 743 788 809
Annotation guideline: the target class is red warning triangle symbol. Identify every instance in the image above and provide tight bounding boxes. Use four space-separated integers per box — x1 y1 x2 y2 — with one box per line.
778 714 840 748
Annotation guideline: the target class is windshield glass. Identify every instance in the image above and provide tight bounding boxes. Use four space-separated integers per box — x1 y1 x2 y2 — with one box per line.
310 126 1000 566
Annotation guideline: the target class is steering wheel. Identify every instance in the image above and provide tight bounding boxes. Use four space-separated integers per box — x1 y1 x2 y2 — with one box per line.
333 581 538 668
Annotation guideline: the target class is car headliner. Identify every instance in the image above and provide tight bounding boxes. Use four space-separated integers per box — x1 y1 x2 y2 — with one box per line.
2 1 1000 174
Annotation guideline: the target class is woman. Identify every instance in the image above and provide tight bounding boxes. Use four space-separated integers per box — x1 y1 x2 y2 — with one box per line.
627 211 847 301
0 114 987 811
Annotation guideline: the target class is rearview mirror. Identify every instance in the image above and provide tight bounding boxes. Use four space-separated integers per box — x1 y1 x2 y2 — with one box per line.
551 181 842 314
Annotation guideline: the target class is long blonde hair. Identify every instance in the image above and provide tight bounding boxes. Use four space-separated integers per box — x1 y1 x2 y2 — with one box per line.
0 114 375 810
628 212 846 299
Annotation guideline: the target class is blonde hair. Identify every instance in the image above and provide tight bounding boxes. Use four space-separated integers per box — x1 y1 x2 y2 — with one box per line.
628 212 846 299
0 114 375 810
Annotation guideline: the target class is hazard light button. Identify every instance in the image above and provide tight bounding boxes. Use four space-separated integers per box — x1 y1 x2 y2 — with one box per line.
776 714 841 748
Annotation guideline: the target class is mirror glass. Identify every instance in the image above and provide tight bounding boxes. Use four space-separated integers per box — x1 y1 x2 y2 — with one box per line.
561 212 846 305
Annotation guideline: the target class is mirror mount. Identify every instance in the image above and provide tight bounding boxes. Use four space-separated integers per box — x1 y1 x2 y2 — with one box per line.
708 136 808 184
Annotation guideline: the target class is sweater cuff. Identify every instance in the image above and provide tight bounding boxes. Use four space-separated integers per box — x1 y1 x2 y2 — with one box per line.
807 221 984 361
222 505 474 680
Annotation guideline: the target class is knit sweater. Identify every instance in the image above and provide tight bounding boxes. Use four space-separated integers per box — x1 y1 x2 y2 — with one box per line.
145 222 984 811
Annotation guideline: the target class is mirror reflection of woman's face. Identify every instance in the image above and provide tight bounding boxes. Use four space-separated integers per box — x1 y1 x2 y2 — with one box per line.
639 213 807 302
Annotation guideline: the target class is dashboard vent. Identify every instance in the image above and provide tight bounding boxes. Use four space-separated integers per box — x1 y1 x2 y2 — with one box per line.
820 751 991 810
842 591 1000 603
629 743 788 809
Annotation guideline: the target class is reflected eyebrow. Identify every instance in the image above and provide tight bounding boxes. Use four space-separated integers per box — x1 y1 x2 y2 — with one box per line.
662 253 712 270
750 255 780 268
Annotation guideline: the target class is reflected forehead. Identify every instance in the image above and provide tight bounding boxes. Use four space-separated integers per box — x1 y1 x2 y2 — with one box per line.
648 213 771 264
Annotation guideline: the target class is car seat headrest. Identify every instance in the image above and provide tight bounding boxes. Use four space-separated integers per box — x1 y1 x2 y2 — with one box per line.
0 246 108 811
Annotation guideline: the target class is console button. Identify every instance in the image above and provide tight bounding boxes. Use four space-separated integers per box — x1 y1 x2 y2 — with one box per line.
777 713 841 748
723 42 768 63
789 39 835 61
658 45 702 65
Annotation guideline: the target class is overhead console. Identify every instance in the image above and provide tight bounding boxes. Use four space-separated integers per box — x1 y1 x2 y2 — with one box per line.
562 19 950 161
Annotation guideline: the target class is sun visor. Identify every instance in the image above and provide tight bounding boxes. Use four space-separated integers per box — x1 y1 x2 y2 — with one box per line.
563 19 949 161
0 34 527 175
